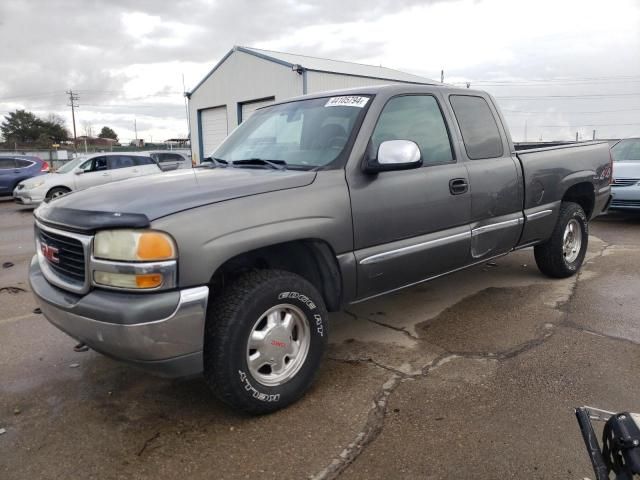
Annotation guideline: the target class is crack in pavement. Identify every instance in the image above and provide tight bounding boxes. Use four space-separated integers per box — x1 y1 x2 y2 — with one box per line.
312 353 455 480
315 237 640 479
343 309 420 341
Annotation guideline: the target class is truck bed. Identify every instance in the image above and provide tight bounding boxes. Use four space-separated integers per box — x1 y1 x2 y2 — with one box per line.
514 140 612 247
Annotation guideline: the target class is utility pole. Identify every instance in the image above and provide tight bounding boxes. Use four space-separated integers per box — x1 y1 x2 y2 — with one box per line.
576 131 579 142
66 90 79 150
134 118 138 146
592 129 596 140
440 70 444 83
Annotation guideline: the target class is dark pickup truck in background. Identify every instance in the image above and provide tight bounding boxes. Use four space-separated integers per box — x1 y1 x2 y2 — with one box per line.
29 84 612 413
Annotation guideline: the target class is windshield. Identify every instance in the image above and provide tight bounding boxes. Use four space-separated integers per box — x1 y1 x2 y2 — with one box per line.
611 139 640 161
212 95 371 169
56 157 86 173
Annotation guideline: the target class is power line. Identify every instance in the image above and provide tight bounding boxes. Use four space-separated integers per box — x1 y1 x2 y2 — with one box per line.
502 107 640 114
459 80 640 87
0 92 66 101
459 74 640 84
496 93 640 99
536 123 640 128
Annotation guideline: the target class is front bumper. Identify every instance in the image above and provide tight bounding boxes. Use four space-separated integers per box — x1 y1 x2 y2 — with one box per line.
610 185 640 210
13 187 45 205
29 256 209 377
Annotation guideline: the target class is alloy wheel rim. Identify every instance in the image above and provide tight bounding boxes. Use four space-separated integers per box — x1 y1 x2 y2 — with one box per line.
246 304 311 387
563 219 582 264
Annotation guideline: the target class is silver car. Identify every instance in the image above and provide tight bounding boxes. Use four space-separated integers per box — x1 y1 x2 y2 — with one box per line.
610 138 640 211
13 152 162 205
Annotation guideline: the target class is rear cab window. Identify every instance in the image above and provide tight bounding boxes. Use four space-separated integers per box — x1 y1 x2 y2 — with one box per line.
449 95 504 160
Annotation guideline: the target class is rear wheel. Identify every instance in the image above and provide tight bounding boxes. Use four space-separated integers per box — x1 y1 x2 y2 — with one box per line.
45 187 70 201
203 270 328 414
534 201 588 278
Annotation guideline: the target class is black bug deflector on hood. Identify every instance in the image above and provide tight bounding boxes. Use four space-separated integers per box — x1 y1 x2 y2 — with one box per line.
35 168 317 233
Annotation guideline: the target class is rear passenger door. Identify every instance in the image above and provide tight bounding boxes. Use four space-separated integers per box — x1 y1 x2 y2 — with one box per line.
107 155 141 182
448 94 524 259
348 94 471 299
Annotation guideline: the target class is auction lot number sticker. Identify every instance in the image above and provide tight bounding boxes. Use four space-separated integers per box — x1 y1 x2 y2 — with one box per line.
325 96 369 108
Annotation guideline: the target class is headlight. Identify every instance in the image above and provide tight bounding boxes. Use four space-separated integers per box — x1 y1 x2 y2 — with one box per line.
94 230 177 261
91 230 177 291
25 179 45 189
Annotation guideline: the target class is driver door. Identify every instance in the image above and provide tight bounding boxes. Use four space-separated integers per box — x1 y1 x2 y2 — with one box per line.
74 156 110 191
347 94 472 299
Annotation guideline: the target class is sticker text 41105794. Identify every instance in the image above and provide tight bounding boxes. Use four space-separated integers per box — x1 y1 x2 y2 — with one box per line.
325 96 369 108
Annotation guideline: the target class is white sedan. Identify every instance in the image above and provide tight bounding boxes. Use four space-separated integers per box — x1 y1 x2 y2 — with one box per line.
13 152 162 205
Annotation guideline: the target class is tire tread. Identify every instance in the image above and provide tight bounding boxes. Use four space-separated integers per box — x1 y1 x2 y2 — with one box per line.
534 201 588 278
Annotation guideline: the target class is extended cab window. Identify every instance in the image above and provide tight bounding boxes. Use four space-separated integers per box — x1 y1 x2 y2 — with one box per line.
450 95 503 160
371 95 453 165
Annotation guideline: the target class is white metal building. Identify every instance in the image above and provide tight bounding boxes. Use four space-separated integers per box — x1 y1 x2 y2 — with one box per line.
187 46 437 162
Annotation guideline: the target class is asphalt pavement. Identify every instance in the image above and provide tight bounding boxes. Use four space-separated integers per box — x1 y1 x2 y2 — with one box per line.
1 197 638 480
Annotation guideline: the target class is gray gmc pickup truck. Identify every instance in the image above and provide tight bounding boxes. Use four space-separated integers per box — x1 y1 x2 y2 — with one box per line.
29 85 612 413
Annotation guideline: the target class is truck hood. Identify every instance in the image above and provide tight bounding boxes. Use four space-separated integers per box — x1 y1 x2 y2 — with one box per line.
35 167 317 232
612 161 640 178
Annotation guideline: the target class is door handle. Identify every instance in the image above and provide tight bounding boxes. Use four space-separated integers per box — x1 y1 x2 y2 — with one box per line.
102 173 109 176
449 178 468 195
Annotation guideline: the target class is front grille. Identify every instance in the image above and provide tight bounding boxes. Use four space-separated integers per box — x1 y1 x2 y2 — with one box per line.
612 178 639 187
611 199 640 208
37 226 86 284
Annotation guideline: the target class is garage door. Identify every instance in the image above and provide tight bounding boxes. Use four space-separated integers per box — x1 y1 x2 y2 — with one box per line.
240 98 275 124
200 106 228 156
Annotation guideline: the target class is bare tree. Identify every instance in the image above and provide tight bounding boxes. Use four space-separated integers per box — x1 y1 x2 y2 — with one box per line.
82 121 94 138
46 113 66 128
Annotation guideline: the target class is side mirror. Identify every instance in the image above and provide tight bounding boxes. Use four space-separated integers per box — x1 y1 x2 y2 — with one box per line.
74 168 84 175
363 140 422 173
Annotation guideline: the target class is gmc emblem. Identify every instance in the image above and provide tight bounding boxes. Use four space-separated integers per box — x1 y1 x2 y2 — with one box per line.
41 243 60 264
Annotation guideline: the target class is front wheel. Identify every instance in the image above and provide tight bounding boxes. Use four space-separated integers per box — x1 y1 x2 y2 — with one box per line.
203 270 328 414
534 201 588 278
46 187 70 201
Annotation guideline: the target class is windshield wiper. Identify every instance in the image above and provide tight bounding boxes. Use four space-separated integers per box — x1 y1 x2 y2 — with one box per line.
230 158 286 170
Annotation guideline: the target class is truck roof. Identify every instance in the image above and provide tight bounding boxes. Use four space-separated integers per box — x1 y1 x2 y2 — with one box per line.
270 83 490 107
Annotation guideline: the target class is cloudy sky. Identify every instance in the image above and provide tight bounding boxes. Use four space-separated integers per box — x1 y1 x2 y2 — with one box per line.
1 0 639 144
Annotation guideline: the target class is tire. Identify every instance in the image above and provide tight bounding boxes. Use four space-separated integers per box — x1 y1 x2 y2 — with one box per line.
203 270 328 414
534 201 588 278
46 187 70 201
